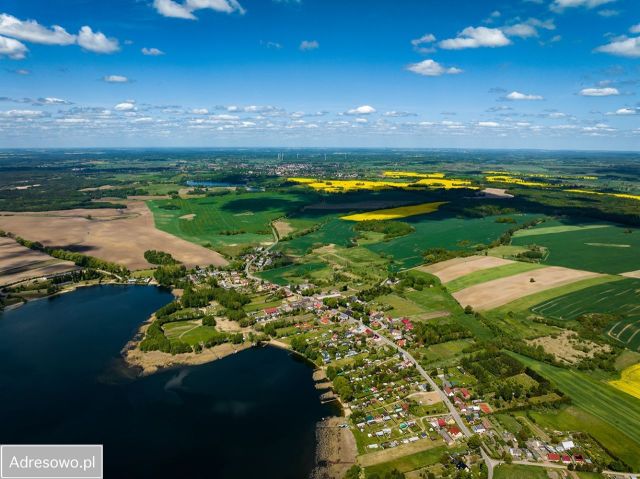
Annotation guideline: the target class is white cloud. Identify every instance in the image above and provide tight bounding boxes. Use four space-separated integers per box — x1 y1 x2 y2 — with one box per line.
406 59 463 77
153 0 245 20
192 108 209 114
502 24 538 38
0 109 46 118
478 121 500 127
595 36 640 58
299 40 319 51
77 26 119 53
0 34 27 59
579 87 620 96
606 107 636 115
142 47 165 56
551 0 615 11
597 9 619 16
411 33 436 46
114 101 136 111
14 68 30 75
153 0 196 19
505 91 544 100
103 75 129 83
38 97 71 105
384 111 417 117
0 13 75 45
345 105 376 115
631 24 640 34
439 26 511 49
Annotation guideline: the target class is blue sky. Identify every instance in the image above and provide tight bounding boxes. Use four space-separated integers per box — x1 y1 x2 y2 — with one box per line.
0 0 639 149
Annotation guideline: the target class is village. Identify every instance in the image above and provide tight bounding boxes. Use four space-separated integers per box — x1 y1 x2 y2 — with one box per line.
167 246 620 479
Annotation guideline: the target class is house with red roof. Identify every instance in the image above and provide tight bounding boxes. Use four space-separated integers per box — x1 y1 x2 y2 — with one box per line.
547 453 560 462
561 455 572 464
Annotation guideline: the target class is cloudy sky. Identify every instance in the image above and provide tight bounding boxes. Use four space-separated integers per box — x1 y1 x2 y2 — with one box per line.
0 0 639 149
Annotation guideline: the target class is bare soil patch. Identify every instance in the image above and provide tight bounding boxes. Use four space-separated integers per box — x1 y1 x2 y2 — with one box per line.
621 270 640 279
407 391 443 406
453 266 601 311
273 219 294 237
311 417 357 479
478 188 514 199
179 213 196 221
526 330 611 365
125 342 252 376
0 236 78 286
0 200 227 270
418 255 515 283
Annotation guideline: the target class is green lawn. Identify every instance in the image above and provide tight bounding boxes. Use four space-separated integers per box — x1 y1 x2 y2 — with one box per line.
257 262 329 286
508 352 640 470
163 320 225 346
364 445 456 477
378 293 425 317
445 262 545 292
511 221 640 274
494 464 550 479
421 339 474 364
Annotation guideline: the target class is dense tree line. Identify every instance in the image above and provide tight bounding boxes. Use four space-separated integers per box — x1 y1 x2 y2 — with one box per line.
422 248 474 265
144 250 179 265
10 234 129 276
354 220 415 240
413 321 472 346
153 264 187 286
357 284 392 302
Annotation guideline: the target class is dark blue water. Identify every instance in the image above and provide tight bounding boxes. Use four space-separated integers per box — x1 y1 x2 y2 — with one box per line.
0 286 329 478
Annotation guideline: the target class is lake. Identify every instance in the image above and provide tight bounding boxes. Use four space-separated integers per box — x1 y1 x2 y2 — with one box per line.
0 285 331 478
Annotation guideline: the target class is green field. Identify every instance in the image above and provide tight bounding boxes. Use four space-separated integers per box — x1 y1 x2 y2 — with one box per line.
493 464 551 479
148 191 312 255
277 217 358 255
445 261 545 292
163 321 224 346
511 221 640 274
421 339 473 364
491 275 620 314
508 352 640 469
364 445 456 477
367 214 541 270
532 278 640 351
257 262 330 286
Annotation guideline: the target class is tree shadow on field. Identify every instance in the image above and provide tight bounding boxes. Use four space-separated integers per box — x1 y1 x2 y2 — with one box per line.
221 198 305 213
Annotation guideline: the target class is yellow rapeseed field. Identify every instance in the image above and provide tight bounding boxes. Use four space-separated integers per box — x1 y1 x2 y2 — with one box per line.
485 175 551 188
341 201 448 221
288 176 475 192
610 363 640 400
565 189 640 202
383 171 446 179
484 171 598 181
